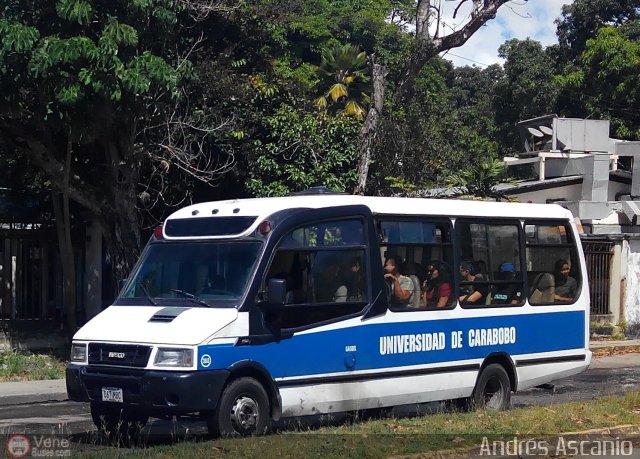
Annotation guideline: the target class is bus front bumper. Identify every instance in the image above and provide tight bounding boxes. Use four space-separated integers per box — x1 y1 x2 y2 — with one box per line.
66 364 229 414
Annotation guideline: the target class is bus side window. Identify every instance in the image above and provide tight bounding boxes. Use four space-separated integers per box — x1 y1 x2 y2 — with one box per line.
378 219 454 311
525 222 581 305
262 219 369 329
455 221 523 308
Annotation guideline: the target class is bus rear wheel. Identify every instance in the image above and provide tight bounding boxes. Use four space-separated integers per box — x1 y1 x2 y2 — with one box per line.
207 377 270 437
472 363 511 411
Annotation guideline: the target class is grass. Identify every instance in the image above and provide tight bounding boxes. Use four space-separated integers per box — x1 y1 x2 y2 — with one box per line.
75 391 640 458
0 350 67 381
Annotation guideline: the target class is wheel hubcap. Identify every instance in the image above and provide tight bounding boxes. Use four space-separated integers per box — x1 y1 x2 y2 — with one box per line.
230 396 259 433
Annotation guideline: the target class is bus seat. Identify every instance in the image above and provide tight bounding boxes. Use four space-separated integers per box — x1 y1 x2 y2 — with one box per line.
529 272 555 304
484 291 492 305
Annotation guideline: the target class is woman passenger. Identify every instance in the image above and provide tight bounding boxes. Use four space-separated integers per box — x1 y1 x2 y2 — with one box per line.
553 258 577 302
422 261 452 308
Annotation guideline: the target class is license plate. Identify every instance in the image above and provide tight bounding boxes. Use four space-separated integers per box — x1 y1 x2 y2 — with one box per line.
101 387 123 403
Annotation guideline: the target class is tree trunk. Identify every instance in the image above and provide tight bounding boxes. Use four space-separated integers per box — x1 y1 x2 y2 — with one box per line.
354 58 388 195
52 133 77 332
99 138 143 295
99 196 143 294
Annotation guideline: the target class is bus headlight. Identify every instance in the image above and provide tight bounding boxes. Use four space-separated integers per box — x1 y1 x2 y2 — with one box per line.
154 348 194 367
70 343 87 363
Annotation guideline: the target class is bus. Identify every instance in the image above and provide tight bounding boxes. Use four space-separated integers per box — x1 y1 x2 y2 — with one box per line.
66 191 591 437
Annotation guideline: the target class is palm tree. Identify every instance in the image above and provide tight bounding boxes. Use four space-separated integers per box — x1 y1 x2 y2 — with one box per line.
315 44 370 119
445 158 516 201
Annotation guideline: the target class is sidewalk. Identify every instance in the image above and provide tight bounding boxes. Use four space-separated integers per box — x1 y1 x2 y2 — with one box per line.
1 340 639 407
0 378 67 405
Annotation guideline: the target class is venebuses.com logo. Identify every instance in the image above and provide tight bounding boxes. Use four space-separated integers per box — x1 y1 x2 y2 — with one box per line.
3 434 71 457
6 434 31 458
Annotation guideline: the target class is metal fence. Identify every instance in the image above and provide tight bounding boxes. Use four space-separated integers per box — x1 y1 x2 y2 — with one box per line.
582 240 614 316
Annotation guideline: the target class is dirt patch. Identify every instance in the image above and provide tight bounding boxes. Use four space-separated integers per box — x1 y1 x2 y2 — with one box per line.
592 346 640 358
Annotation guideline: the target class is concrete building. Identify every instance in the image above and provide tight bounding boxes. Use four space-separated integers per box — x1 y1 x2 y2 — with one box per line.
502 115 640 329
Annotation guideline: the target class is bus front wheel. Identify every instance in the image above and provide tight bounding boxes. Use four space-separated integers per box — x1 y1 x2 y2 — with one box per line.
207 377 270 437
471 363 511 411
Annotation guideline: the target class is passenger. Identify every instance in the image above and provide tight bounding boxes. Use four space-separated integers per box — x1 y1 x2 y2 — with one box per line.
458 261 488 305
490 262 523 305
202 272 226 293
553 259 577 302
333 257 365 302
422 260 452 308
401 261 422 308
384 255 414 308
474 259 488 277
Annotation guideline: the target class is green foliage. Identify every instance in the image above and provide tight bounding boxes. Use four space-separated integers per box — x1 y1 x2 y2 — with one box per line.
315 43 370 119
246 105 361 197
0 20 40 53
1 0 186 134
556 0 640 60
102 19 139 47
0 351 67 382
445 157 514 201
56 0 93 25
286 0 395 53
0 0 199 277
494 39 559 153
371 57 502 194
556 24 640 139
386 176 417 195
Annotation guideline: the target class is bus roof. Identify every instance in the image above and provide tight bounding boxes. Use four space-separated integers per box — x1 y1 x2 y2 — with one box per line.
163 195 575 240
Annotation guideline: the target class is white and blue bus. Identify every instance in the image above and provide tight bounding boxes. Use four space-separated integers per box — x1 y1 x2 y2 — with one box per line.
66 190 590 437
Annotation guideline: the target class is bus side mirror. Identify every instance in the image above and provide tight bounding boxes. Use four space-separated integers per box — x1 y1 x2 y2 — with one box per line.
267 278 287 306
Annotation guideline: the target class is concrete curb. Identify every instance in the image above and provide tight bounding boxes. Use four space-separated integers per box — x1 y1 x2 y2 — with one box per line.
0 393 69 406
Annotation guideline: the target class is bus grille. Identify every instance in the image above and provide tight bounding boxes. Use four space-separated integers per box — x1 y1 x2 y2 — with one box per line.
88 343 152 367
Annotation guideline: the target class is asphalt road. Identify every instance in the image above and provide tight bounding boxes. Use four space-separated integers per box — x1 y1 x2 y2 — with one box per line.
0 353 638 452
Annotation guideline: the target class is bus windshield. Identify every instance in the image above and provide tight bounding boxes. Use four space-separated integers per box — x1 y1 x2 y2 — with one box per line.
119 241 261 307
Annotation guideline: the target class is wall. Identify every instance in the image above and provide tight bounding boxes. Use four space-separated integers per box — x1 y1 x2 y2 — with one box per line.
0 320 68 352
510 183 581 204
624 239 640 325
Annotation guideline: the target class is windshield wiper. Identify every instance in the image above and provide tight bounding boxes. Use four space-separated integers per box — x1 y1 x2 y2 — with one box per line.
170 289 211 308
139 283 157 306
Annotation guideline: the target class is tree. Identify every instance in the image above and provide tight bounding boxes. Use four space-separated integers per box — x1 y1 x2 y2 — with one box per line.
556 25 640 139
552 0 640 139
246 105 361 196
315 44 370 119
354 0 513 194
556 0 640 60
445 157 513 201
0 0 234 324
494 39 559 154
188 1 396 199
